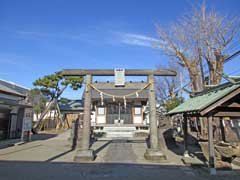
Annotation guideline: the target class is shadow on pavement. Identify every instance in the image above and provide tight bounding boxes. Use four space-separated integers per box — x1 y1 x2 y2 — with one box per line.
0 133 58 150
45 149 74 162
163 129 183 155
0 160 239 180
94 140 112 155
93 139 147 156
31 133 58 141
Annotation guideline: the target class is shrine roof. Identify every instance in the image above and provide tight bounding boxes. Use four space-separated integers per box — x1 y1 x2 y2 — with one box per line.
90 82 149 99
168 81 240 116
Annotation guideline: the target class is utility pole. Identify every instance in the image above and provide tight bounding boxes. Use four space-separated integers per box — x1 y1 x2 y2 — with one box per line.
180 72 183 102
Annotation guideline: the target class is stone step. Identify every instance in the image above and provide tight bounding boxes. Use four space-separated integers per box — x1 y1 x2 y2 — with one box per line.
103 126 136 131
106 132 133 136
106 132 134 138
102 126 136 138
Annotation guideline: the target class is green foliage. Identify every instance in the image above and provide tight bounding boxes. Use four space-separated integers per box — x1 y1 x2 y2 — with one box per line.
29 88 47 114
165 96 183 112
33 71 83 99
63 76 83 90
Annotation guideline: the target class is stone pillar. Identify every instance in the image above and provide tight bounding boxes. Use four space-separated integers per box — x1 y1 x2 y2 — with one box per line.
144 74 166 161
9 107 19 139
219 117 226 142
208 115 216 175
74 74 95 162
183 113 189 157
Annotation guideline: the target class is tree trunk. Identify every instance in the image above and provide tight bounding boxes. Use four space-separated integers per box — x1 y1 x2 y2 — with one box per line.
32 86 67 133
188 64 203 92
32 99 57 133
208 50 224 85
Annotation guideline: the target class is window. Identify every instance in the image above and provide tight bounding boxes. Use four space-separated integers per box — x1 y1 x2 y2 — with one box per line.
134 107 141 115
97 107 105 115
25 113 32 118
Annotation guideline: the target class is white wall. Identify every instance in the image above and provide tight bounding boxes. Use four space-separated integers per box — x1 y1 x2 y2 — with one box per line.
33 110 57 122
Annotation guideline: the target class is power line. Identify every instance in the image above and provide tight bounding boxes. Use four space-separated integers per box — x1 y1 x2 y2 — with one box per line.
229 68 240 76
175 49 240 95
223 40 240 53
224 50 240 63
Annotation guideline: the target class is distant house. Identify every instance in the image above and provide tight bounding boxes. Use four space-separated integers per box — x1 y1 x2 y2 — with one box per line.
0 79 32 140
58 99 84 128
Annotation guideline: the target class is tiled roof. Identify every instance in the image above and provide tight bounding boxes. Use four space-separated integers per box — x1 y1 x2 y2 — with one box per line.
168 82 240 115
0 79 29 95
58 100 84 112
0 84 25 97
91 82 149 99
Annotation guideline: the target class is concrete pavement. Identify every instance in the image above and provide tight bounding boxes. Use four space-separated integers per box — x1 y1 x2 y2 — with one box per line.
0 130 239 180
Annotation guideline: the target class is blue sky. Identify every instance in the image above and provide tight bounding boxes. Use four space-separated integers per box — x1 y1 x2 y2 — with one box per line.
0 0 240 99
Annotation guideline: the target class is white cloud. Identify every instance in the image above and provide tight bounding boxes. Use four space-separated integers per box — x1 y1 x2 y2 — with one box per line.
16 30 163 48
118 33 162 47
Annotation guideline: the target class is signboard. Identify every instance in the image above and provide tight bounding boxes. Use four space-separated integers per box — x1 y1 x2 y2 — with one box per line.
23 108 32 131
23 118 32 131
114 68 125 86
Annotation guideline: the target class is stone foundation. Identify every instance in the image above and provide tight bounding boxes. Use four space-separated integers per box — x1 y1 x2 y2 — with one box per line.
74 149 95 162
144 148 166 162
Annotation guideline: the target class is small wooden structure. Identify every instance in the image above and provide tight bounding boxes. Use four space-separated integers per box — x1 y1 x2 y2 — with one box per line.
63 69 177 162
58 99 84 128
168 80 240 174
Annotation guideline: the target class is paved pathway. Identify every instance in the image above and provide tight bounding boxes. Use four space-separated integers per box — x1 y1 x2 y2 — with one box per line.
1 160 240 180
0 131 239 179
103 139 138 163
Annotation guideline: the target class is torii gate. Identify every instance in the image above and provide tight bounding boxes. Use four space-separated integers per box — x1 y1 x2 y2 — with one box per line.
62 69 177 161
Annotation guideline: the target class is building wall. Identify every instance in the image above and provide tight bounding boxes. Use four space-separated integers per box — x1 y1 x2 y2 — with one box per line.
0 108 10 139
9 107 19 138
0 106 32 139
92 105 148 126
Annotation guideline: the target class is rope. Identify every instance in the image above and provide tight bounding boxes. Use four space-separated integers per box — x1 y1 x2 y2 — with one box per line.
88 83 151 98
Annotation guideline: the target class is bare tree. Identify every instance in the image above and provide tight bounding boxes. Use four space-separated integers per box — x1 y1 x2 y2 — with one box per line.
156 60 182 104
155 3 240 92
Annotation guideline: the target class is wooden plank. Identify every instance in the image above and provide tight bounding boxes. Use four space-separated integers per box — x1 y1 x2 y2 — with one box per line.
208 116 215 171
220 102 240 108
213 111 240 117
183 113 189 156
220 118 226 142
62 69 177 76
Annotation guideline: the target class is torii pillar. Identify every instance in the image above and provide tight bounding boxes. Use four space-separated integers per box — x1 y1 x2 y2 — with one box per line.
62 69 176 162
74 74 95 161
144 73 166 161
